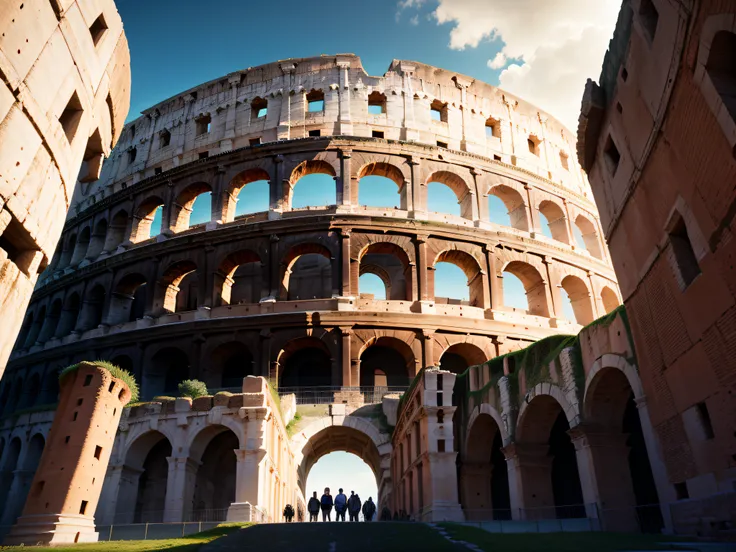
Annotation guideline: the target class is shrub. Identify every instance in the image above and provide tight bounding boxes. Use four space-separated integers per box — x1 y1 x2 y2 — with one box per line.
178 379 208 399
59 360 139 403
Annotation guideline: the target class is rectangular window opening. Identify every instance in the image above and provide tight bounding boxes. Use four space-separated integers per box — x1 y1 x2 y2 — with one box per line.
639 0 659 43
430 100 448 123
89 13 108 46
154 167 163 175
159 129 171 149
108 381 115 393
560 152 570 171
59 92 84 143
195 115 211 136
674 482 689 500
438 439 446 453
77 398 83 406
368 91 387 115
251 97 268 119
371 130 384 138
604 135 621 175
94 445 102 459
306 90 325 113
83 374 93 386
308 129 321 137
198 151 209 159
485 117 501 139
249 137 262 146
73 411 78 421
528 137 540 156
127 147 137 166
669 215 701 288
0 212 38 273
436 141 448 148
696 402 715 439
80 500 88 515
65 435 70 444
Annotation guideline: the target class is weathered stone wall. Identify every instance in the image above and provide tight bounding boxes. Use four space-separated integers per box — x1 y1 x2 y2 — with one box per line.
0 0 130 376
578 0 736 518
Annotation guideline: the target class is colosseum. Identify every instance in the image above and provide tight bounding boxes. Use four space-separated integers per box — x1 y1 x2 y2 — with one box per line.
0 54 623 531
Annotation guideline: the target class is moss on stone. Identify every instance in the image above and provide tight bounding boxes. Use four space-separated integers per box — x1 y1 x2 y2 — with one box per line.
59 360 139 403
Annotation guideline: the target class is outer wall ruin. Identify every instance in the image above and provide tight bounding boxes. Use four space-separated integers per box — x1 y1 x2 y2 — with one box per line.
0 0 131 377
0 54 623 533
578 0 736 533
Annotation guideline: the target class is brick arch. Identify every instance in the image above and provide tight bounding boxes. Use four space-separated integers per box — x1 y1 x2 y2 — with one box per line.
130 195 165 243
276 335 334 366
425 170 474 219
358 263 392 299
515 383 580 442
223 167 271 223
357 335 416 369
154 260 198 314
287 159 337 209
487 184 529 231
215 249 263 306
353 237 415 302
351 328 421 377
436 340 490 372
355 160 408 209
465 403 509 454
432 247 486 308
583 354 644 425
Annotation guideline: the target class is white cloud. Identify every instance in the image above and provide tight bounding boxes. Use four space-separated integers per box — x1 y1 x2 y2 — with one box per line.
487 52 507 70
412 0 621 130
410 14 420 26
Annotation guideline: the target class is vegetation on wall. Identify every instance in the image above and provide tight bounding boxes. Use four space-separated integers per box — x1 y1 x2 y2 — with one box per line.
59 360 139 403
178 379 209 399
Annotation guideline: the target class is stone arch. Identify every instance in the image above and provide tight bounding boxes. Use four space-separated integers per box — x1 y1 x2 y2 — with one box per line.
460 407 511 520
280 242 334 300
517 383 579 441
37 297 63 343
78 283 106 331
25 304 46 346
433 249 485 307
425 170 474 219
58 231 77 268
87 217 108 260
40 367 61 404
189 425 241 517
538 199 570 243
288 160 336 209
223 167 271 222
55 291 81 337
359 337 415 388
155 260 198 314
501 260 550 317
144 346 190 399
172 182 213 231
356 241 413 301
207 341 255 389
16 310 34 349
356 161 407 209
601 286 620 314
104 208 129 252
70 224 91 266
292 416 389 499
438 342 488 375
131 196 164 243
277 336 333 388
487 184 528 231
108 272 148 324
215 249 262 306
560 275 595 325
582 355 664 532
574 214 603 259
115 430 173 524
0 437 22 521
359 264 392 300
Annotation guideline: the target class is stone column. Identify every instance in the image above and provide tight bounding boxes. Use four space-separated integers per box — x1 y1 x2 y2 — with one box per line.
271 155 285 217
503 442 554 520
163 456 200 522
96 464 142 525
401 63 419 142
541 255 558 320
0 469 34 526
421 329 435 369
424 452 465 522
277 64 295 141
416 235 431 305
336 60 353 135
222 73 241 149
526 184 541 235
339 229 351 297
338 149 352 210
268 234 280 299
485 245 502 311
408 157 424 219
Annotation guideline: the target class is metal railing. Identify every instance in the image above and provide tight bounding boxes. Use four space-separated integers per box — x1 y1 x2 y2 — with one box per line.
277 386 408 405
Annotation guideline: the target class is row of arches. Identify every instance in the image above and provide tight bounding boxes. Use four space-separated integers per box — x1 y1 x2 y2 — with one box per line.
51 158 605 275
20 239 619 351
456 361 664 531
0 433 46 527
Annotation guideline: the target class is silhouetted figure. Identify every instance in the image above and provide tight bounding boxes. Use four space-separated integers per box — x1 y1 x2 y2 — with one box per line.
320 487 333 522
334 488 348 522
348 491 361 522
308 491 320 522
362 497 376 522
381 506 391 521
283 504 294 522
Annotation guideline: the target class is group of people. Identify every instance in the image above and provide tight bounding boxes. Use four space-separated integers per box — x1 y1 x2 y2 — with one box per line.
298 488 375 522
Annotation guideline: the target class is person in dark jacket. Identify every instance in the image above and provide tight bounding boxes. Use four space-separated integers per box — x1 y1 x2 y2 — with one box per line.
320 487 333 522
362 496 376 522
347 491 361 522
307 491 320 522
283 504 294 522
334 488 348 522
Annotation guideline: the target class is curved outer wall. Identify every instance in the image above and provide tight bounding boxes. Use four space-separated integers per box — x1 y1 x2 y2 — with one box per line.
0 0 131 376
2 54 619 411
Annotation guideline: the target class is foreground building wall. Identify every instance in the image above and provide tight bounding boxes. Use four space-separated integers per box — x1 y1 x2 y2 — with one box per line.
0 0 131 376
578 0 736 528
1 54 618 417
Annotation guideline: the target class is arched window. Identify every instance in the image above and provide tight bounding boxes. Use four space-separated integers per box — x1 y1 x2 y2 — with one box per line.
87 218 108 260
601 286 619 314
288 254 331 300
559 275 594 325
56 292 81 337
108 273 148 325
574 215 604 259
59 233 77 268
485 117 501 139
502 261 549 317
434 250 484 307
487 185 528 231
368 91 387 115
131 197 164 243
70 226 90 266
357 162 405 209
426 171 472 219
289 160 336 209
502 271 528 310
359 272 387 300
104 209 128 252
172 183 212 231
224 168 271 222
79 284 105 330
427 182 459 217
189 192 212 226
156 261 197 314
38 299 62 343
538 200 569 243
216 250 262 306
434 262 469 302
236 180 269 217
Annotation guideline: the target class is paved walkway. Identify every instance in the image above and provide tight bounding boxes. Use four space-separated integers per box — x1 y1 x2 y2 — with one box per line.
201 522 461 552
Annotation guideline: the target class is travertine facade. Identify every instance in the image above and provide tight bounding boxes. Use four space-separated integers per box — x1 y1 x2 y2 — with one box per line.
5 362 131 545
1 54 618 414
578 0 736 534
0 0 131 377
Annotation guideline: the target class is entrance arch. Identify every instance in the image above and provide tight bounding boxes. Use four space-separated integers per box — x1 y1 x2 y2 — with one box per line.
190 425 239 518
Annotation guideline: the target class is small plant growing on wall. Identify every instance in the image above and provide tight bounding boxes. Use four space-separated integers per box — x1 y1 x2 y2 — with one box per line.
178 379 208 399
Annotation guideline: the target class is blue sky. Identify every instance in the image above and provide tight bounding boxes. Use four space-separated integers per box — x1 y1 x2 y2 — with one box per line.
306 452 378 520
117 0 504 123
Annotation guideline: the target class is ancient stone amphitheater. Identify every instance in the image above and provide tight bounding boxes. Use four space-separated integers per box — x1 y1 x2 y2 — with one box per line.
1 54 620 411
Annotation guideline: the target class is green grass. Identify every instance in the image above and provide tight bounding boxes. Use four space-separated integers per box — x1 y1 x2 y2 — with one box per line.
0 523 252 552
439 524 696 552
